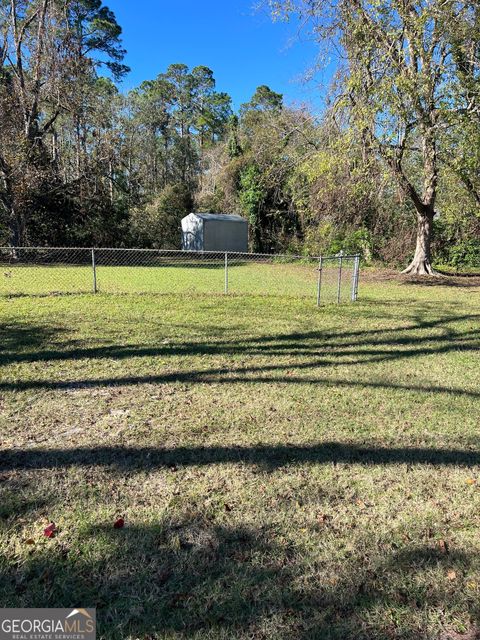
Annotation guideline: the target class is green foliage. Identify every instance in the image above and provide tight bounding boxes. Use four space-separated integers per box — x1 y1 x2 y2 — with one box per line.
433 217 480 268
239 164 266 250
239 165 263 223
227 115 242 159
126 62 233 209
130 184 192 249
64 0 130 79
447 240 480 268
341 228 373 260
240 85 283 115
301 224 373 260
0 0 478 269
268 0 480 272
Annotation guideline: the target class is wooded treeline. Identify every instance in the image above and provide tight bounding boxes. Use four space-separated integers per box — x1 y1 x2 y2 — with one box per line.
1 0 479 271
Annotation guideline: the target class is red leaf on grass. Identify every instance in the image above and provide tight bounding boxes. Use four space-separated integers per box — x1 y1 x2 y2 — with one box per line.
43 523 57 538
114 517 125 529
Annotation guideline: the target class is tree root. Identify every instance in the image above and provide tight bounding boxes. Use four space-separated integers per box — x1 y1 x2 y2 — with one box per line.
401 259 443 276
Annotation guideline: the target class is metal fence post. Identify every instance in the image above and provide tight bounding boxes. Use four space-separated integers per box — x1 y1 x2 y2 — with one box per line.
92 248 97 293
224 251 228 294
316 256 323 306
353 255 360 301
351 256 357 302
337 254 343 303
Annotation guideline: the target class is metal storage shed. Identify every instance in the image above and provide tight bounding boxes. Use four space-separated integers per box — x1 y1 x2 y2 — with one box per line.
181 213 248 252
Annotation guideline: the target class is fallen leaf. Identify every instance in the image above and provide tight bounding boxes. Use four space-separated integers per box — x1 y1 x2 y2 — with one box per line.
466 478 476 485
355 499 367 510
447 569 457 581
317 513 331 524
24 538 35 545
113 517 125 529
43 523 57 539
438 539 449 554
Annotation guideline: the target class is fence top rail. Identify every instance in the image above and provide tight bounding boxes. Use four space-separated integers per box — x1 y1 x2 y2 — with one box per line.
0 247 361 261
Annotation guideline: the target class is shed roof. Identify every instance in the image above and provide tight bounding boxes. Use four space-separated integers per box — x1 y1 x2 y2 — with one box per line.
186 213 246 223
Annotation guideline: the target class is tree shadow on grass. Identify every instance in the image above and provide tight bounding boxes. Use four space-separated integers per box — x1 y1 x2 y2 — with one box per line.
2 442 480 474
401 275 480 288
1 517 478 639
1 370 479 400
0 291 95 299
0 322 64 354
0 485 52 523
0 312 479 400
2 310 480 637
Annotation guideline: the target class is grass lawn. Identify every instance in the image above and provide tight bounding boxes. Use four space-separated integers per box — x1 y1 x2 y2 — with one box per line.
0 268 479 639
0 259 355 301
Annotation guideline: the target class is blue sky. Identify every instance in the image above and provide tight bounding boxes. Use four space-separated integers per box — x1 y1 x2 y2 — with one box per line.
106 0 329 112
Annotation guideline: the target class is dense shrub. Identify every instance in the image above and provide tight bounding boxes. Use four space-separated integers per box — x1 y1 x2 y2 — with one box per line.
130 184 193 249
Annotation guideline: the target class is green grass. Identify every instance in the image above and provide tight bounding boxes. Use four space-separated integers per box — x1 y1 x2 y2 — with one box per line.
434 264 480 276
0 268 479 639
0 261 353 301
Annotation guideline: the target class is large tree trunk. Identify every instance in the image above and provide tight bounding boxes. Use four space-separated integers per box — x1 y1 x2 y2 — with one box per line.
402 208 437 275
10 205 25 247
400 124 440 276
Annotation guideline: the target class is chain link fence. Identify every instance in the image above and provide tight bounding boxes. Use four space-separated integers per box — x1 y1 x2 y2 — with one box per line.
0 247 360 304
